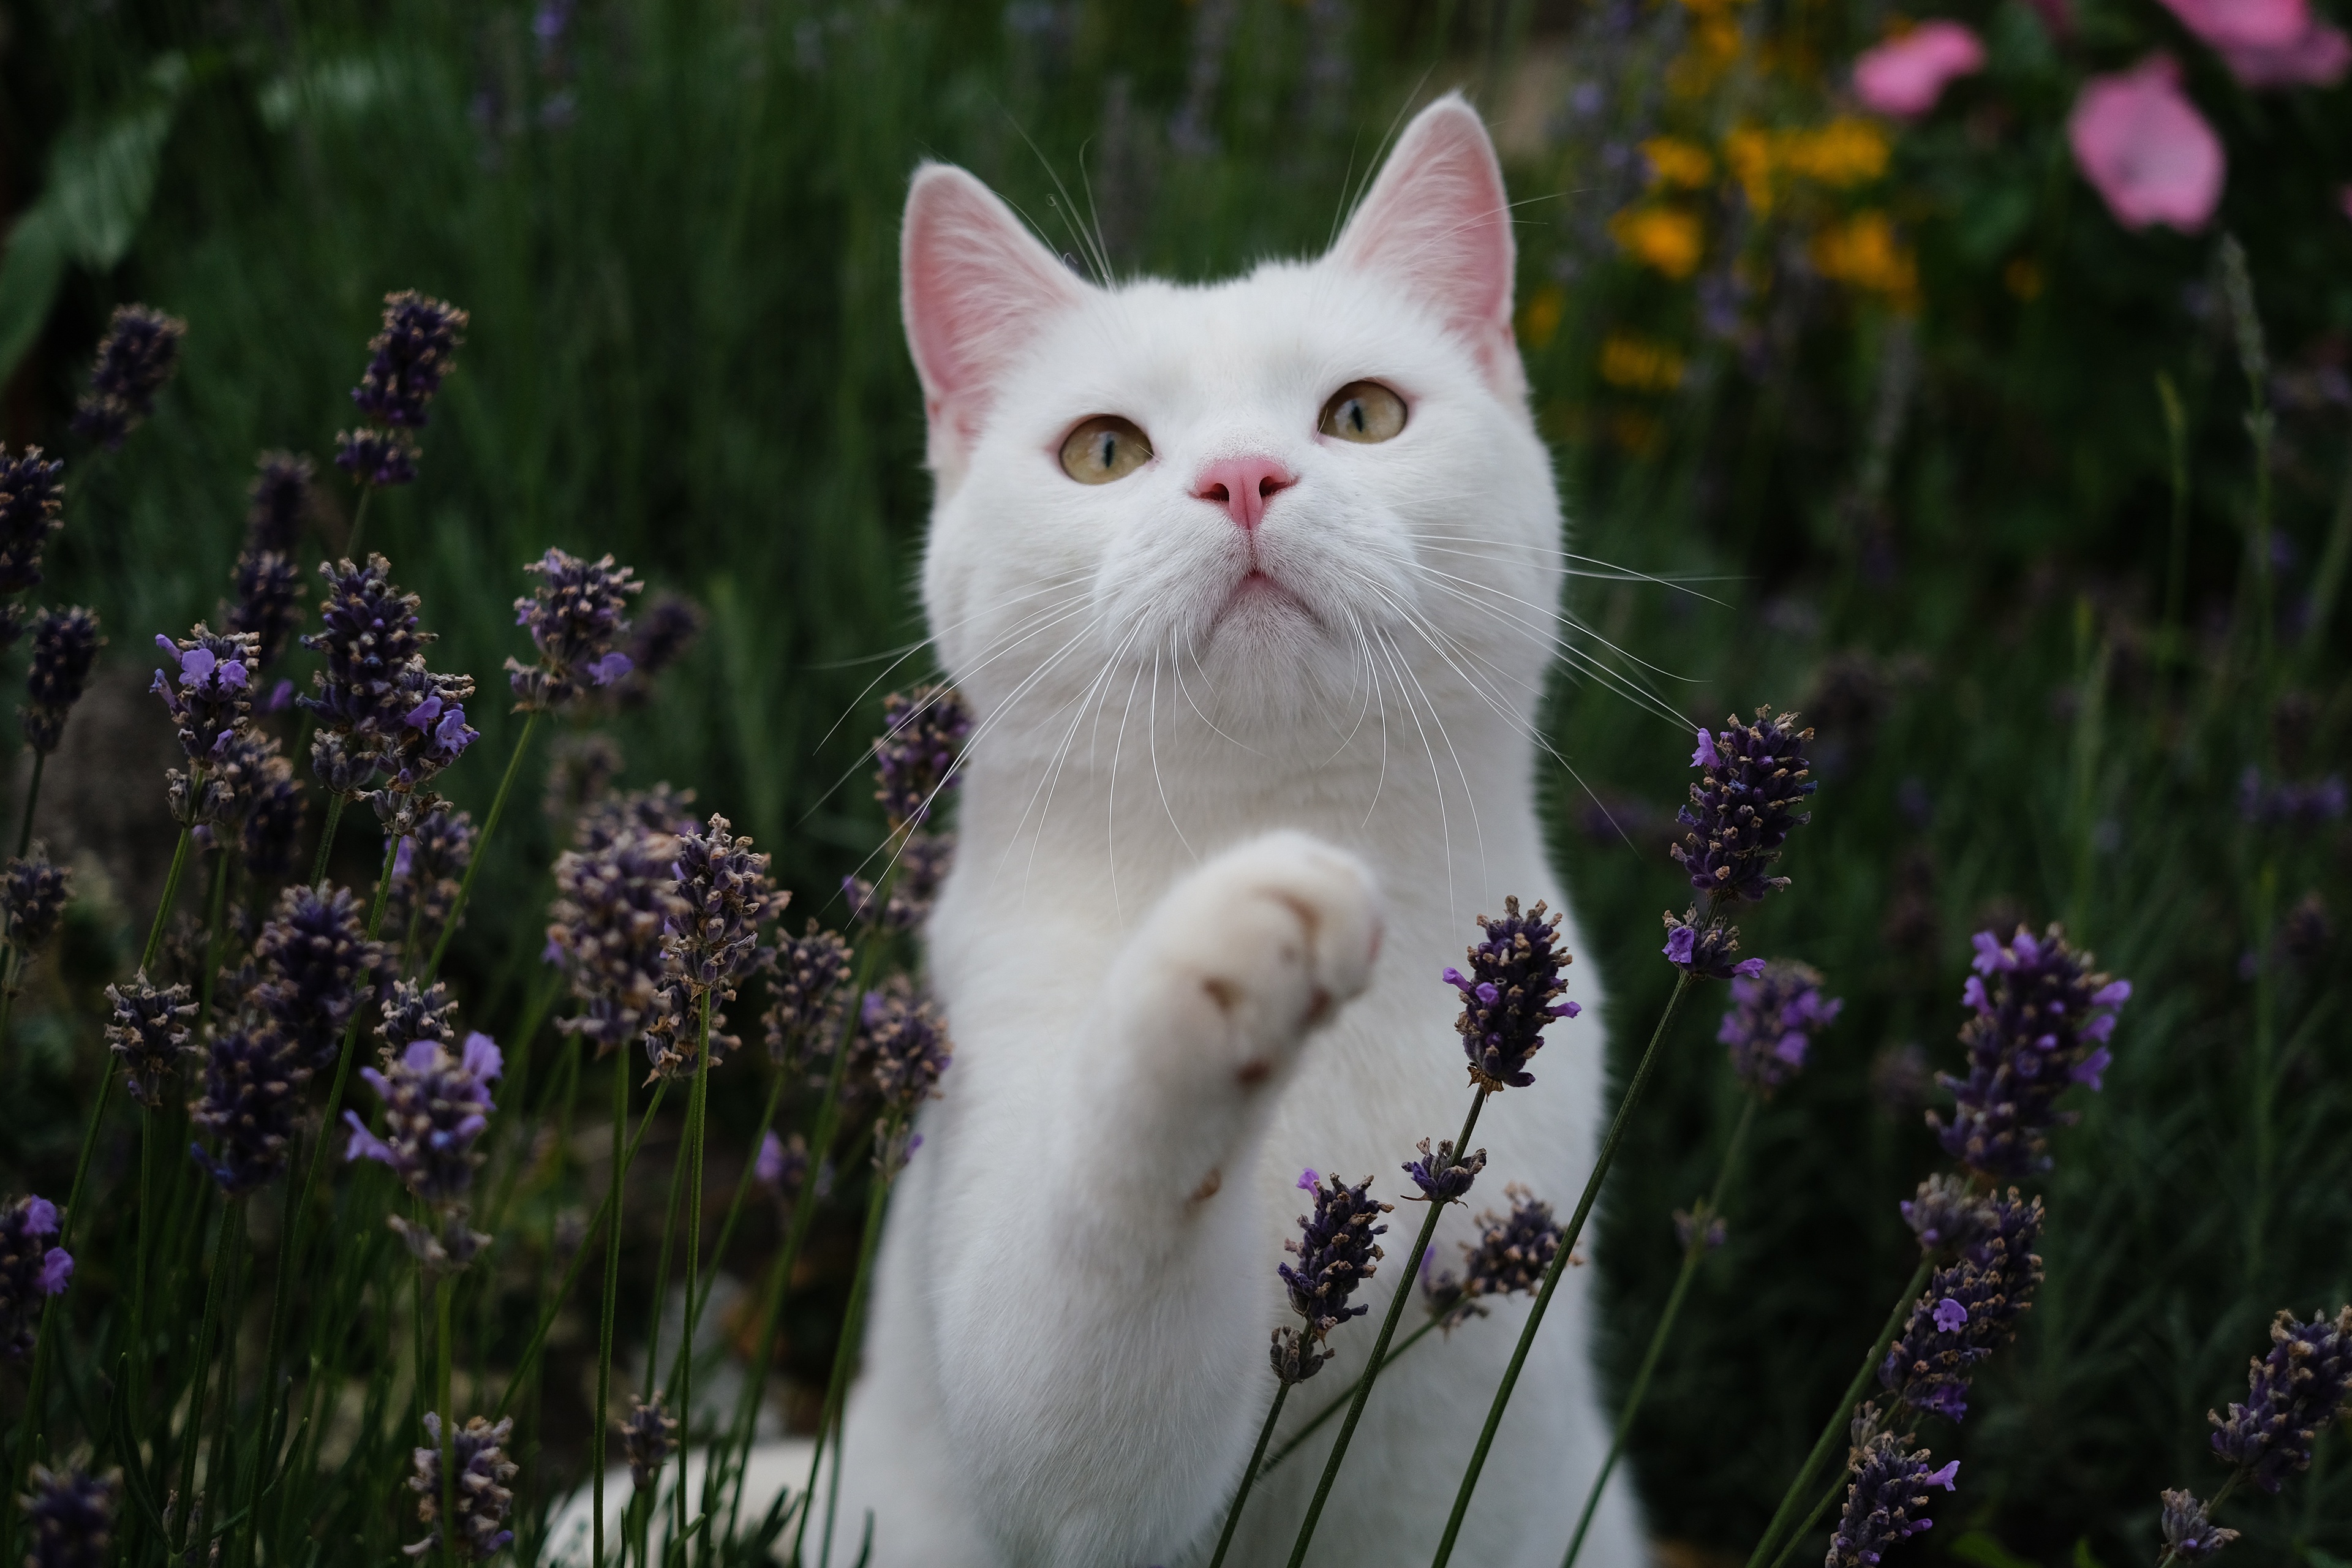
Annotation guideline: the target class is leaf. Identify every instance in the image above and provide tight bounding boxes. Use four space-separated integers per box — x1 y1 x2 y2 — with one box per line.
1951 1531 2042 1568
2073 1537 2111 1568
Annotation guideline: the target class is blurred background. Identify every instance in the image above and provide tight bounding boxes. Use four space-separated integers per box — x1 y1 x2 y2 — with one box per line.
2 0 2348 1562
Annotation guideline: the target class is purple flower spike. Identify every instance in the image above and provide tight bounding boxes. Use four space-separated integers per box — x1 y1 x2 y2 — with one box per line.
1661 907 1764 982
352 292 469 430
2209 1305 2352 1493
1930 925 2131 1180
406 1412 515 1561
21 606 103 755
1717 959 1842 1093
1427 1185 1562 1328
334 428 420 488
764 921 853 1072
72 303 184 448
2158 1489 2239 1562
1673 706 1816 904
22 1464 119 1568
1403 1137 1487 1205
348 997 500 1212
105 974 196 1109
506 548 643 712
1 1195 72 1360
1448 897 1577 1093
872 686 972 832
1275 1172 1391 1382
1826 1427 1956 1567
190 1025 309 1197
1880 1194 2043 1422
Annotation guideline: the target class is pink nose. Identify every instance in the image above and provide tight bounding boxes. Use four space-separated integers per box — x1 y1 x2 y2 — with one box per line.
1193 455 1297 532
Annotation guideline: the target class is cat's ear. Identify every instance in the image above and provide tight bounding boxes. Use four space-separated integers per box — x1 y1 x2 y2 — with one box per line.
902 163 1089 486
1329 94 1521 398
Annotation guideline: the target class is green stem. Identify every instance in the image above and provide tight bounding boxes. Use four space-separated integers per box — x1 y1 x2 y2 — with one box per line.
673 995 714 1559
594 1045 628 1568
1562 1092 1759 1568
1207 1382 1292 1568
2155 372 2189 667
424 710 540 983
178 1202 241 1540
1762 1474 1844 1568
197 849 232 1036
309 794 348 890
1258 1316 1444 1482
13 750 45 861
436 1275 456 1568
1427 972 1697 1568
145 827 195 972
1740 1256 1933 1568
791 1114 902 1568
345 486 375 561
1286 1090 1489 1568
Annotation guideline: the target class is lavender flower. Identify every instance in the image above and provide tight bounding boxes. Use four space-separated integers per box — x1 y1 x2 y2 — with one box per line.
1672 706 1816 903
764 921 853 1069
70 304 185 448
850 976 952 1114
253 884 379 1074
619 1395 678 1491
1899 1179 2042 1265
1659 908 1765 981
345 1029 502 1207
21 1465 119 1568
334 429 419 488
1880 1197 2043 1422
1929 925 2131 1180
506 549 641 710
2209 1305 2352 1493
152 627 259 824
755 1129 822 1209
379 979 461 1058
543 733 624 833
238 747 307 880
1402 1136 1487 1205
104 973 195 1108
574 782 698 853
549 825 687 1057
405 1413 515 1561
189 1025 306 1197
0 447 66 641
372 663 478 808
301 556 428 743
245 452 314 554
872 686 971 832
1427 1186 1563 1327
1446 897 1580 1091
352 292 469 429
0 1195 72 1360
842 831 954 931
2236 767 2347 829
1674 1207 1727 1251
3 851 70 955
20 606 102 754
1825 1427 1958 1567
230 549 306 670
388 808 475 950
609 590 705 704
2158 1490 2237 1561
665 815 782 1000
1280 1170 1391 1340
1719 960 1842 1093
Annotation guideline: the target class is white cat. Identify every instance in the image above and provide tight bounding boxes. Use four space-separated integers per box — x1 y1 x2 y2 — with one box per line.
823 93 1645 1567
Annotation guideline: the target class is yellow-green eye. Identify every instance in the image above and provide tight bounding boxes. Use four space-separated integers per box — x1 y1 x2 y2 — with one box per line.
1319 380 1407 443
1059 416 1153 484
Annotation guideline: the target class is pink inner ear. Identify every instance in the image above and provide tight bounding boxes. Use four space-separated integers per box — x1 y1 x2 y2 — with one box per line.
902 165 1087 459
1330 96 1518 388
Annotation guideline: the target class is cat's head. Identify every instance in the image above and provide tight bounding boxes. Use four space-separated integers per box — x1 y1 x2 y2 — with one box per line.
902 94 1561 751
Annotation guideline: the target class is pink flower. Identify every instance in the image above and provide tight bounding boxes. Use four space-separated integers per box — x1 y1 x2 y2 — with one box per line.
1853 20 1988 118
2068 55 2226 232
2159 0 2351 86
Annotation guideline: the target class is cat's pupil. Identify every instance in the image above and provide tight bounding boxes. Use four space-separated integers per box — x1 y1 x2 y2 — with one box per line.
1343 401 1365 434
1097 433 1117 468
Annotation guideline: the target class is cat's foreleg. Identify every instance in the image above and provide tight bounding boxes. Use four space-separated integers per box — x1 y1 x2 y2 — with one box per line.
937 829 1382 1567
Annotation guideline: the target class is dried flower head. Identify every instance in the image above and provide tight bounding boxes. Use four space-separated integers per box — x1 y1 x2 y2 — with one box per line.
104 973 196 1108
246 451 314 555
0 1195 72 1360
3 851 71 956
353 292 469 429
849 976 952 1115
1929 925 2130 1180
334 428 419 488
405 1413 515 1561
1402 1137 1487 1205
1880 1197 2043 1422
549 826 687 1057
254 884 380 1074
1825 1429 1958 1568
506 549 641 710
1660 907 1766 982
189 1025 307 1197
764 921 854 1069
2157 1490 2237 1562
230 549 306 671
1672 707 1817 903
1446 897 1579 1091
21 606 102 755
1428 1186 1563 1327
872 686 971 831
21 1464 120 1568
71 304 184 448
345 1030 502 1208
619 1396 678 1492
2209 1305 2352 1493
1718 959 1842 1093
1280 1170 1391 1341
0 447 66 649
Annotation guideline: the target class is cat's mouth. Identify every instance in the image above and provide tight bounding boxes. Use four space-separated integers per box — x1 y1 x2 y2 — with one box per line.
1212 569 1319 633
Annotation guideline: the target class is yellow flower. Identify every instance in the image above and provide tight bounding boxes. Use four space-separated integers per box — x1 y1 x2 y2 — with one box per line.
1521 284 1566 350
1778 118 1889 187
1643 137 1717 190
1608 206 1705 280
1811 211 1917 300
1723 125 1775 216
1599 333 1687 394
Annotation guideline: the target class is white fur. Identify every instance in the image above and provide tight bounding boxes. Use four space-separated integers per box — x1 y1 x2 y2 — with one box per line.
818 96 1636 1566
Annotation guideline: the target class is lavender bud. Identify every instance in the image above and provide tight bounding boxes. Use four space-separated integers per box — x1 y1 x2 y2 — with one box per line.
70 304 184 448
872 686 971 832
848 976 952 1115
619 1396 678 1491
151 627 260 824
334 428 419 488
763 921 853 1069
104 973 196 1108
345 1029 502 1208
549 824 687 1057
2 851 71 956
405 1413 515 1561
2208 1305 2352 1493
245 451 314 554
386 808 475 952
189 1026 307 1197
1825 1430 1958 1568
253 883 380 1075
20 1464 120 1568
1674 1207 1727 1252
505 549 642 711
1879 1201 2043 1422
2158 1490 2237 1562
1717 959 1841 1093
1672 706 1816 904
229 550 306 671
1660 906 1766 981
352 292 469 429
1280 1170 1390 1340
0 447 65 613
1446 897 1579 1092
1430 1186 1564 1327
0 1195 72 1360
1401 1137 1487 1205
20 606 102 755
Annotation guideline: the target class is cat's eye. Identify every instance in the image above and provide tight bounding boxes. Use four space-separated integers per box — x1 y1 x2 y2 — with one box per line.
1059 416 1154 484
1319 380 1408 443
